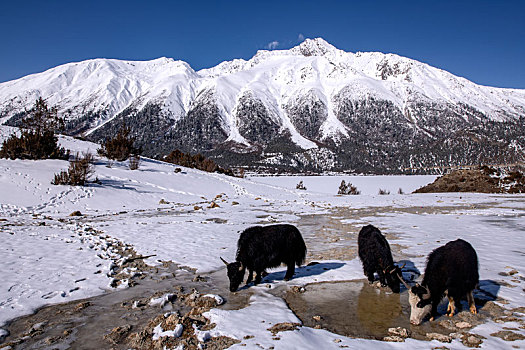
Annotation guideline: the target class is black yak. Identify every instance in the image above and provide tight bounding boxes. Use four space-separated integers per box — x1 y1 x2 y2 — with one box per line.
358 224 402 293
399 239 479 325
221 224 307 292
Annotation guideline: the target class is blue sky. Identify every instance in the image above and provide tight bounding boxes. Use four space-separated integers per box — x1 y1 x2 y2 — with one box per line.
1 0 524 88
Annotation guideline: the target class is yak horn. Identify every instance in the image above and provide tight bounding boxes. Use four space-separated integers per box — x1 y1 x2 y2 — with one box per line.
220 257 229 266
397 273 411 290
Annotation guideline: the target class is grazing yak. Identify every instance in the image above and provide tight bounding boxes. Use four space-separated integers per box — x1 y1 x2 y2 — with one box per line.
399 239 479 325
221 224 307 292
358 224 403 293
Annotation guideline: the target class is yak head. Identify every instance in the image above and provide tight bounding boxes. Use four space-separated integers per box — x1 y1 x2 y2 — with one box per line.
221 257 245 292
407 284 432 325
396 273 432 325
384 264 404 293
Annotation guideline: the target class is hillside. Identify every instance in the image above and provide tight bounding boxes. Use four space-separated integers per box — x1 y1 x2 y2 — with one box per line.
0 130 524 348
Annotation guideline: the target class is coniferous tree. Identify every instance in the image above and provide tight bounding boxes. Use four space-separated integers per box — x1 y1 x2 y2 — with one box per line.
0 98 68 160
97 124 139 161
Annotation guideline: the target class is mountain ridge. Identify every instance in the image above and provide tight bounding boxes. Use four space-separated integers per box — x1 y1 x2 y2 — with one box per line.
1 38 524 173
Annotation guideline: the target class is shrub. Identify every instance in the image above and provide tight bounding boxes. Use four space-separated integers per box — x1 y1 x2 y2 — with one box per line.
52 152 95 186
97 124 139 161
164 149 234 176
378 188 390 195
338 180 360 195
296 180 307 190
397 188 404 195
129 154 140 170
0 98 68 160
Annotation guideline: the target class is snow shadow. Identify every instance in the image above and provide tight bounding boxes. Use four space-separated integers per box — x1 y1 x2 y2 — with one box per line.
397 259 421 292
261 261 345 284
93 179 151 193
475 279 501 307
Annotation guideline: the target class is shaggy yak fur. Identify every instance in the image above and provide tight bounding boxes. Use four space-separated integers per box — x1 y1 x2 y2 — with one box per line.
221 224 307 292
407 239 479 325
358 224 402 293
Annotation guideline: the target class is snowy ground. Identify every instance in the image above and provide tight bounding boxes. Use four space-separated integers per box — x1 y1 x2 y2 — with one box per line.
1 130 524 348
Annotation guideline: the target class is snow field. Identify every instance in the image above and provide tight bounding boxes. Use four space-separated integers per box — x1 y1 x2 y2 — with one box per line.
0 133 524 348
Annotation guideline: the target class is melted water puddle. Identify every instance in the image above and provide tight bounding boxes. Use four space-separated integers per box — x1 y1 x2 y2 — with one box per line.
284 280 450 340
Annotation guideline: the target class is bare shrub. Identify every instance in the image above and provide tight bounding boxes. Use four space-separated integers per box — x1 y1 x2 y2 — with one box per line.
52 152 95 186
378 188 390 195
296 180 307 190
398 188 405 194
238 168 245 178
129 154 140 170
338 180 360 195
164 149 234 176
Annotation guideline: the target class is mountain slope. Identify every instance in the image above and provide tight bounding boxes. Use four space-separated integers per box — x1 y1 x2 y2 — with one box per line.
1 38 524 173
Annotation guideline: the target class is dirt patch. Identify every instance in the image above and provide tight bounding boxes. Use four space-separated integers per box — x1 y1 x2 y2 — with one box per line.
1 267 245 350
490 330 525 341
414 166 525 194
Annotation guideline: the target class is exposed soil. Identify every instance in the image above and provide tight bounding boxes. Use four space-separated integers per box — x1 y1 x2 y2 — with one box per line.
414 166 525 194
0 266 247 350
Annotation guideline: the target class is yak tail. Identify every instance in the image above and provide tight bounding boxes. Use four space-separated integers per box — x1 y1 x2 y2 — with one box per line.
295 238 307 267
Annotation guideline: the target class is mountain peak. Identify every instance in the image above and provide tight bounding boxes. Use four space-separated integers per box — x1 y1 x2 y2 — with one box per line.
290 38 339 57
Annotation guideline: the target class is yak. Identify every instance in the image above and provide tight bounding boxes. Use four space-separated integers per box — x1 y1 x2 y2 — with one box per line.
358 224 403 293
399 239 479 325
221 224 307 292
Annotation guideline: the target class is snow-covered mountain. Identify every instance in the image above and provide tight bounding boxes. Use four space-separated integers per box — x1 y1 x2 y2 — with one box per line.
1 38 524 173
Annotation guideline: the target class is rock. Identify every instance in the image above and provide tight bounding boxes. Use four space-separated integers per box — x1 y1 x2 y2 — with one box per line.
333 338 342 343
455 321 472 329
490 330 525 341
388 327 410 338
29 322 47 333
208 202 220 208
75 302 91 312
426 333 452 343
69 211 82 216
159 199 169 204
174 168 182 173
508 269 518 275
267 322 300 335
232 201 239 205
291 286 306 293
194 206 202 211
465 335 483 346
312 315 322 321
104 324 132 344
193 275 206 282
383 336 405 342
